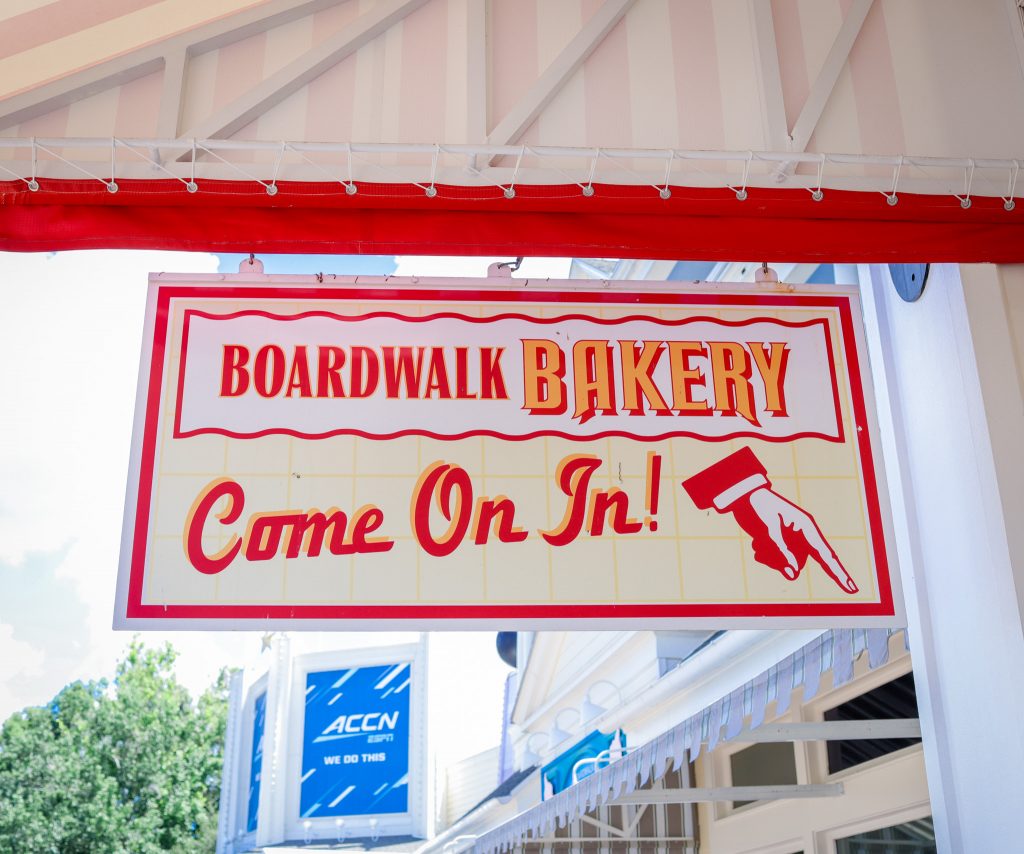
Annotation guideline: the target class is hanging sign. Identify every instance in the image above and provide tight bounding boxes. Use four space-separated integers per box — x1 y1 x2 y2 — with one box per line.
114 275 901 628
300 662 412 818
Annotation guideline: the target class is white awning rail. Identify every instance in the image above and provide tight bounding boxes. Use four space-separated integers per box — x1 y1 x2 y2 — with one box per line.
472 628 906 854
571 747 632 786
0 137 1020 205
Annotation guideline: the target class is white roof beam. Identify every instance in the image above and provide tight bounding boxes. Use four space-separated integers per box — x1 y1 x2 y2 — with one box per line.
0 56 163 132
749 0 789 151
1005 0 1024 79
179 0 431 142
185 0 350 55
465 0 488 144
0 0 348 132
485 0 637 163
155 49 188 141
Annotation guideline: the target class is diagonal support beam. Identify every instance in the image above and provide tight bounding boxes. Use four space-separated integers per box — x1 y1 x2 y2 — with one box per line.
485 0 636 163
179 0 430 141
788 0 875 153
578 804 648 839
0 0 348 132
579 814 629 839
769 0 875 178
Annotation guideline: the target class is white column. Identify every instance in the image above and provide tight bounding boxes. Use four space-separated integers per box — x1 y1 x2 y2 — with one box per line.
859 263 1024 851
216 669 244 854
418 633 434 840
256 634 294 846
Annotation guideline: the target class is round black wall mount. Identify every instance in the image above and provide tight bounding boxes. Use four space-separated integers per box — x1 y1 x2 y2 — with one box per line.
496 632 517 667
889 263 929 302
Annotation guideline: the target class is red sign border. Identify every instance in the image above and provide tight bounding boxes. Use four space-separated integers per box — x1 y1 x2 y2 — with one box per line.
125 285 896 622
173 308 843 443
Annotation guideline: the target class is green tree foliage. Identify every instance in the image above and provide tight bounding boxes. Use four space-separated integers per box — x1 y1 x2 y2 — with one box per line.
0 641 229 853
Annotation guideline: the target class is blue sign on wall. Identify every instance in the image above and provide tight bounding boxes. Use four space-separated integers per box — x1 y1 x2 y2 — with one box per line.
541 729 627 798
300 663 411 818
246 690 267 832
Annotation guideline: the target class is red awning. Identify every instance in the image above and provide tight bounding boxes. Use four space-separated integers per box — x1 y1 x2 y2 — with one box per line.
2 179 1022 261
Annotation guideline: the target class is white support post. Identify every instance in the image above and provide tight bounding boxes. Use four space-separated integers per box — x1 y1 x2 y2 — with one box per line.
216 670 244 854
465 0 487 144
748 0 789 151
156 50 188 141
256 634 293 847
859 263 1024 852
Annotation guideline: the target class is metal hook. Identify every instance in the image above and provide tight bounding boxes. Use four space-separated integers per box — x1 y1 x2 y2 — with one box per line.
1003 160 1019 211
658 150 675 199
583 147 599 197
425 143 440 197
187 138 198 193
107 137 118 193
727 152 752 201
345 142 357 195
502 146 525 199
954 158 975 209
27 137 38 191
807 154 825 202
883 155 903 206
755 261 780 284
264 141 285 195
239 252 264 273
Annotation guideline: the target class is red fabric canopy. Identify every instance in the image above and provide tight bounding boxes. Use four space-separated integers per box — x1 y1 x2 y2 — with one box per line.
1 178 1021 261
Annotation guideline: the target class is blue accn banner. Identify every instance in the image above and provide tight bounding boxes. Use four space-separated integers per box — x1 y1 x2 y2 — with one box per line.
300 663 411 819
246 690 267 832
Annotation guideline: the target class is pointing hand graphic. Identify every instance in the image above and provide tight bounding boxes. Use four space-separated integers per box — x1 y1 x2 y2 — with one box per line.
682 447 858 594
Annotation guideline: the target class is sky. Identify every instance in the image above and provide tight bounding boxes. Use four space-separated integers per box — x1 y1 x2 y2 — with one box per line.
0 248 571 767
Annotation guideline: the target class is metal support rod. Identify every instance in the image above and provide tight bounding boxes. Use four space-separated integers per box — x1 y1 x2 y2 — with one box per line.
613 783 844 804
720 718 921 742
0 136 1019 202
0 136 1019 171
528 838 696 845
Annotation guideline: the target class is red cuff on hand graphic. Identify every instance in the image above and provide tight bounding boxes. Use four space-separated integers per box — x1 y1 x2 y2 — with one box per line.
682 447 858 594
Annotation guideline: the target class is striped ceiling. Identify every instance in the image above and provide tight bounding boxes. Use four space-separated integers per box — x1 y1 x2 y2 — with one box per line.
1 0 1021 161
